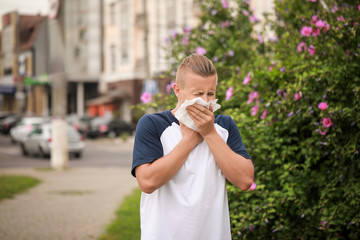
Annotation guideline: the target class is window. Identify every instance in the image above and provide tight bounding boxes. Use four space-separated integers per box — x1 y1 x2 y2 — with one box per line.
167 0 177 29
110 2 116 25
120 0 130 65
110 45 117 72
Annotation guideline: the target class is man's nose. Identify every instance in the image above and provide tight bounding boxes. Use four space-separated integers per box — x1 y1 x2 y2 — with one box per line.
201 96 209 102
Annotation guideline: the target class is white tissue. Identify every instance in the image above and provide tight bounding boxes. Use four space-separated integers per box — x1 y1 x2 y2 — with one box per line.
174 97 221 131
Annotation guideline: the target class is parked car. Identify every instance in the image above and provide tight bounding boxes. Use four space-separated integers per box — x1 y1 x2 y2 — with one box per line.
0 114 22 134
67 115 94 136
20 123 85 158
10 117 49 144
87 117 134 139
0 112 14 120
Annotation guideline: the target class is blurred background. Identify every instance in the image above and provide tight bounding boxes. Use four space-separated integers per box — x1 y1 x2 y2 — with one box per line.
0 0 271 125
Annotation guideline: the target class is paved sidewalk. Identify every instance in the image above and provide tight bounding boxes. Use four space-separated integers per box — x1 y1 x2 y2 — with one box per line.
0 167 139 240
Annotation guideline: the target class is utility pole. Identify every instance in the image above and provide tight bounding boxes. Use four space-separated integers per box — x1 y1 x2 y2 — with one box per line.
48 0 68 170
143 0 151 79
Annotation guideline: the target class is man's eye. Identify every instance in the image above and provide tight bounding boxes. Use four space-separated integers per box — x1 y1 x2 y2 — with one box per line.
208 92 215 96
195 93 203 96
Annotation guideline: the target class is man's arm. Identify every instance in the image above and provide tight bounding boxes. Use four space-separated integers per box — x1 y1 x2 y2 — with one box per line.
135 123 202 194
186 104 254 190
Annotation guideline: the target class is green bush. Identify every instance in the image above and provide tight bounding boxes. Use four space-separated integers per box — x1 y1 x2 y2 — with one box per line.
136 0 360 238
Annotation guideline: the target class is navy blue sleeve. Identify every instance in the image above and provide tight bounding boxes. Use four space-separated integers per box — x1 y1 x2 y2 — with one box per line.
217 115 252 161
131 115 164 177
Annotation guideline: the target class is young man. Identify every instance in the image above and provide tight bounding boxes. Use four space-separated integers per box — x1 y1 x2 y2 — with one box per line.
132 54 254 240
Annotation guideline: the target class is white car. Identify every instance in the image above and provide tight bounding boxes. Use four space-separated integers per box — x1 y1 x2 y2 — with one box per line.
20 123 85 158
10 117 48 144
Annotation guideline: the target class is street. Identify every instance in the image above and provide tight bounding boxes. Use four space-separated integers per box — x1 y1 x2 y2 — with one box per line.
0 134 134 169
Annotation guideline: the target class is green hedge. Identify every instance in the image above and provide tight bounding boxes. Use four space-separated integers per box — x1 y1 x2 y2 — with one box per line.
134 0 360 238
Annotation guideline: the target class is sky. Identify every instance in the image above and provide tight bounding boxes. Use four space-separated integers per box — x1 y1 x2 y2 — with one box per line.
0 0 49 29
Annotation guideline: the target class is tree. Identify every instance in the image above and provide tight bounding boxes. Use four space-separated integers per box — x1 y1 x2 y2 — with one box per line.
135 0 360 238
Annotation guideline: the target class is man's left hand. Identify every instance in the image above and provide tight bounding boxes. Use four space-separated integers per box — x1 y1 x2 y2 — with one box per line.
186 103 215 136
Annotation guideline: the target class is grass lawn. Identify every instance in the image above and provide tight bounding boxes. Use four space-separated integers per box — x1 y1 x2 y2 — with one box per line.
0 175 41 201
99 188 142 240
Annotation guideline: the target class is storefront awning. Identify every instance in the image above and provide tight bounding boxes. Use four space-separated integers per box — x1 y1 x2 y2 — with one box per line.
0 85 16 94
24 74 50 86
86 95 115 106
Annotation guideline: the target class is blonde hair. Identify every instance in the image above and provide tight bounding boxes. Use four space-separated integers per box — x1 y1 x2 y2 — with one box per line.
175 54 217 87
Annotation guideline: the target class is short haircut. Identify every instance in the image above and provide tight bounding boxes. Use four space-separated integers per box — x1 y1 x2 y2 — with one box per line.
175 54 218 87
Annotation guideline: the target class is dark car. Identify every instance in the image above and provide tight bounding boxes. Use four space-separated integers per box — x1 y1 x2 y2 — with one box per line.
87 117 134 139
78 116 94 136
0 114 22 134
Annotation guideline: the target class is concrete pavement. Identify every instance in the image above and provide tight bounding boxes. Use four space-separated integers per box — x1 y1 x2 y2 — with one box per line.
0 146 139 240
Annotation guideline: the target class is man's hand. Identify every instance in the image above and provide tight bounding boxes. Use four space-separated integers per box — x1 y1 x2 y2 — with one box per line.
180 122 203 148
186 103 216 137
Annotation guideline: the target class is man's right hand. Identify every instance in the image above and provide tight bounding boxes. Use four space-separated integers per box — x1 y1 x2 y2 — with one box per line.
180 122 203 148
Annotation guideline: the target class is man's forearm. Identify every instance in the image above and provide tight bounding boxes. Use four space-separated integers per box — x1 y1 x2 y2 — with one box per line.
135 139 195 194
204 131 254 190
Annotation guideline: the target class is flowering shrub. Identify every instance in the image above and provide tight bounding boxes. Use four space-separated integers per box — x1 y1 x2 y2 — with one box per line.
136 0 360 238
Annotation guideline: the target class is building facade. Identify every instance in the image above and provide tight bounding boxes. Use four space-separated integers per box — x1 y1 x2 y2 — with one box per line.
99 0 200 123
0 12 50 116
62 0 103 117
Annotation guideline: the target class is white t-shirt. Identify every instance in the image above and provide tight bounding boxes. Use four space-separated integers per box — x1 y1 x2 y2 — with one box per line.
132 110 251 240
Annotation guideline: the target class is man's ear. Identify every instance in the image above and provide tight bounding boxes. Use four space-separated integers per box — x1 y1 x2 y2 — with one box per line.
173 83 181 98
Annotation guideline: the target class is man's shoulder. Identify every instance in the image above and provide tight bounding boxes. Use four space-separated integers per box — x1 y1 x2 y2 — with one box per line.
214 114 233 123
139 110 172 124
137 110 176 133
214 114 236 130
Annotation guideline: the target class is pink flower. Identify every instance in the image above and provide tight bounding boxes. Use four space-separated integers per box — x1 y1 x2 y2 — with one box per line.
258 34 263 44
288 111 294 117
251 105 259 116
228 50 234 56
337 16 345 22
309 0 316 2
318 102 328 110
281 67 286 72
249 15 259 23
310 15 318 24
213 56 218 62
211 10 217 15
182 37 189 45
324 23 330 31
221 21 230 27
301 26 312 37
243 72 251 85
222 0 229 8
297 42 307 52
249 182 257 190
315 20 326 28
277 89 282 96
166 81 175 93
195 47 206 55
183 26 192 34
312 28 320 36
358 5 360 11
260 110 268 119
242 10 249 16
294 92 301 101
247 91 259 104
322 118 333 128
319 130 327 135
171 30 178 39
225 87 233 100
308 45 316 55
140 92 151 103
